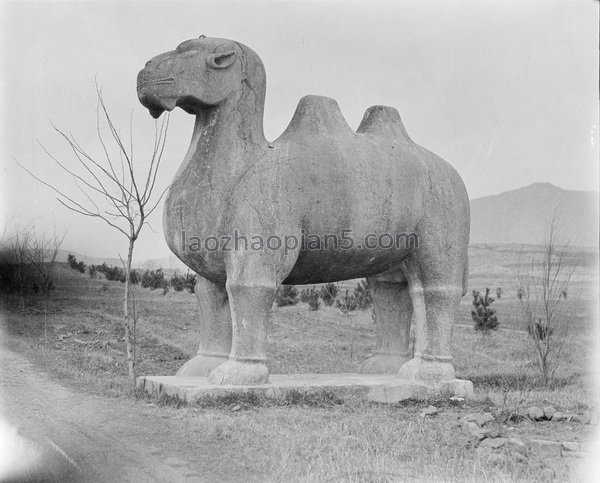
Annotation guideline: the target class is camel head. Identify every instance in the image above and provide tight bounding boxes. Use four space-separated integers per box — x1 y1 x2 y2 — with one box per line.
137 36 265 119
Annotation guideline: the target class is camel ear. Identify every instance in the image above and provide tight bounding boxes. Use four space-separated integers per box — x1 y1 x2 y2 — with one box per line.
207 50 236 69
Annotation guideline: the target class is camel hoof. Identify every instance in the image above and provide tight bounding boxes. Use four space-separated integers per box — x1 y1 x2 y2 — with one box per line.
359 353 412 374
176 354 229 377
208 360 269 385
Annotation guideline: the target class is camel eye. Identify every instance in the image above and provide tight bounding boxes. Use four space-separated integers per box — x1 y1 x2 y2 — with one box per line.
207 51 236 69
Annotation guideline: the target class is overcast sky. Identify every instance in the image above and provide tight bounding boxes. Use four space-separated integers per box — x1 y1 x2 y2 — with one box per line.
1 0 598 262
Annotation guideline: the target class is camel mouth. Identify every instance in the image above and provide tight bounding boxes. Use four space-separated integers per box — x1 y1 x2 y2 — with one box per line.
139 94 177 119
136 77 175 90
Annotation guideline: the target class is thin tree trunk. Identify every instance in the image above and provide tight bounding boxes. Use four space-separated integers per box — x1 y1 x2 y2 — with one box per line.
124 237 136 386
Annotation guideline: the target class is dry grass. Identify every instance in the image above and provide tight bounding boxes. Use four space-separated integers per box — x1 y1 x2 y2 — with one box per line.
1 243 598 481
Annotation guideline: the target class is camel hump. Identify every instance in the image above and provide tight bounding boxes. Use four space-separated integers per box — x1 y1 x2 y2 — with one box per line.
282 95 354 137
357 105 412 142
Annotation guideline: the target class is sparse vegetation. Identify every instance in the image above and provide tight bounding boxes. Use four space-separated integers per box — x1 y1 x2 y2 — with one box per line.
1 241 596 482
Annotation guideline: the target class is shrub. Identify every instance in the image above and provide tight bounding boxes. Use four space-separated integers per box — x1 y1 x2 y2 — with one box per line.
471 288 499 334
319 283 338 306
97 263 126 282
67 253 86 273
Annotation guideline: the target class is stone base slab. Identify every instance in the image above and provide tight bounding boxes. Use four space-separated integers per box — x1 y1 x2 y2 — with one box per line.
137 374 473 404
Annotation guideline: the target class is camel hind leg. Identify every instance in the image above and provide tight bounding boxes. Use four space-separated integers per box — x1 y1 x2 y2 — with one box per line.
359 275 413 374
397 251 464 384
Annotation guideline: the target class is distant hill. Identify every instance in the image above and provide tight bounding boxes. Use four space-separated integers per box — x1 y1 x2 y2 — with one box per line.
470 183 598 247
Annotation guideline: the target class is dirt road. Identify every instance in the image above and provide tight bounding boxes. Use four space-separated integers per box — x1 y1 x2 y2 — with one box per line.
0 346 252 482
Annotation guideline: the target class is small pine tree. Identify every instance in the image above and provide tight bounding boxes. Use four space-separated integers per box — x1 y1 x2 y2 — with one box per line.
354 280 373 310
183 271 197 293
300 287 320 310
471 288 499 335
275 285 299 307
336 289 358 315
170 273 185 291
527 318 554 341
319 283 338 306
67 254 77 269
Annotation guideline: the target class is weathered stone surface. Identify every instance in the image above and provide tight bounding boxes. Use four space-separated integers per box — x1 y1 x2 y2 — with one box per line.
561 441 580 452
367 381 429 403
543 406 556 420
420 405 438 417
572 413 591 424
479 437 508 450
551 411 567 422
464 421 487 441
441 379 474 399
463 412 495 427
483 422 502 439
137 37 471 386
529 439 562 458
506 438 528 455
528 406 545 420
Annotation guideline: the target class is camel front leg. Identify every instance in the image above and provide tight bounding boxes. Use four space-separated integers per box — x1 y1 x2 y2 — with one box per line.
176 276 231 376
208 255 278 385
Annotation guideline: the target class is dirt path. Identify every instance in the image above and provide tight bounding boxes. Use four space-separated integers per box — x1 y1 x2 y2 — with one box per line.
0 346 254 482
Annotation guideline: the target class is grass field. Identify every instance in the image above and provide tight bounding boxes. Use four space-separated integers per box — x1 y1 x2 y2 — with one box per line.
1 244 598 481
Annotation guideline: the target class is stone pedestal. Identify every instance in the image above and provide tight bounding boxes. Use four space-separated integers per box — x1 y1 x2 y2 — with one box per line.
137 373 473 404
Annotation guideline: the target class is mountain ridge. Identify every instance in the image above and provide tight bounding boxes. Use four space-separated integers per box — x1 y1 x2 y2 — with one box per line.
469 182 598 247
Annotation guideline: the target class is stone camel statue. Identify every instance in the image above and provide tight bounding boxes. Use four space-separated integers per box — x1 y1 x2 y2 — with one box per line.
137 37 470 386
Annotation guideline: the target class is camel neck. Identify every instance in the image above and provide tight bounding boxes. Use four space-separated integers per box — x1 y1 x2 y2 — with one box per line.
191 92 266 154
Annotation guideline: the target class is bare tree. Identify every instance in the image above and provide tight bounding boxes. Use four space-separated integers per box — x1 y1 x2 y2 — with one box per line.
0 227 33 306
517 216 576 386
28 228 65 339
17 86 169 385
